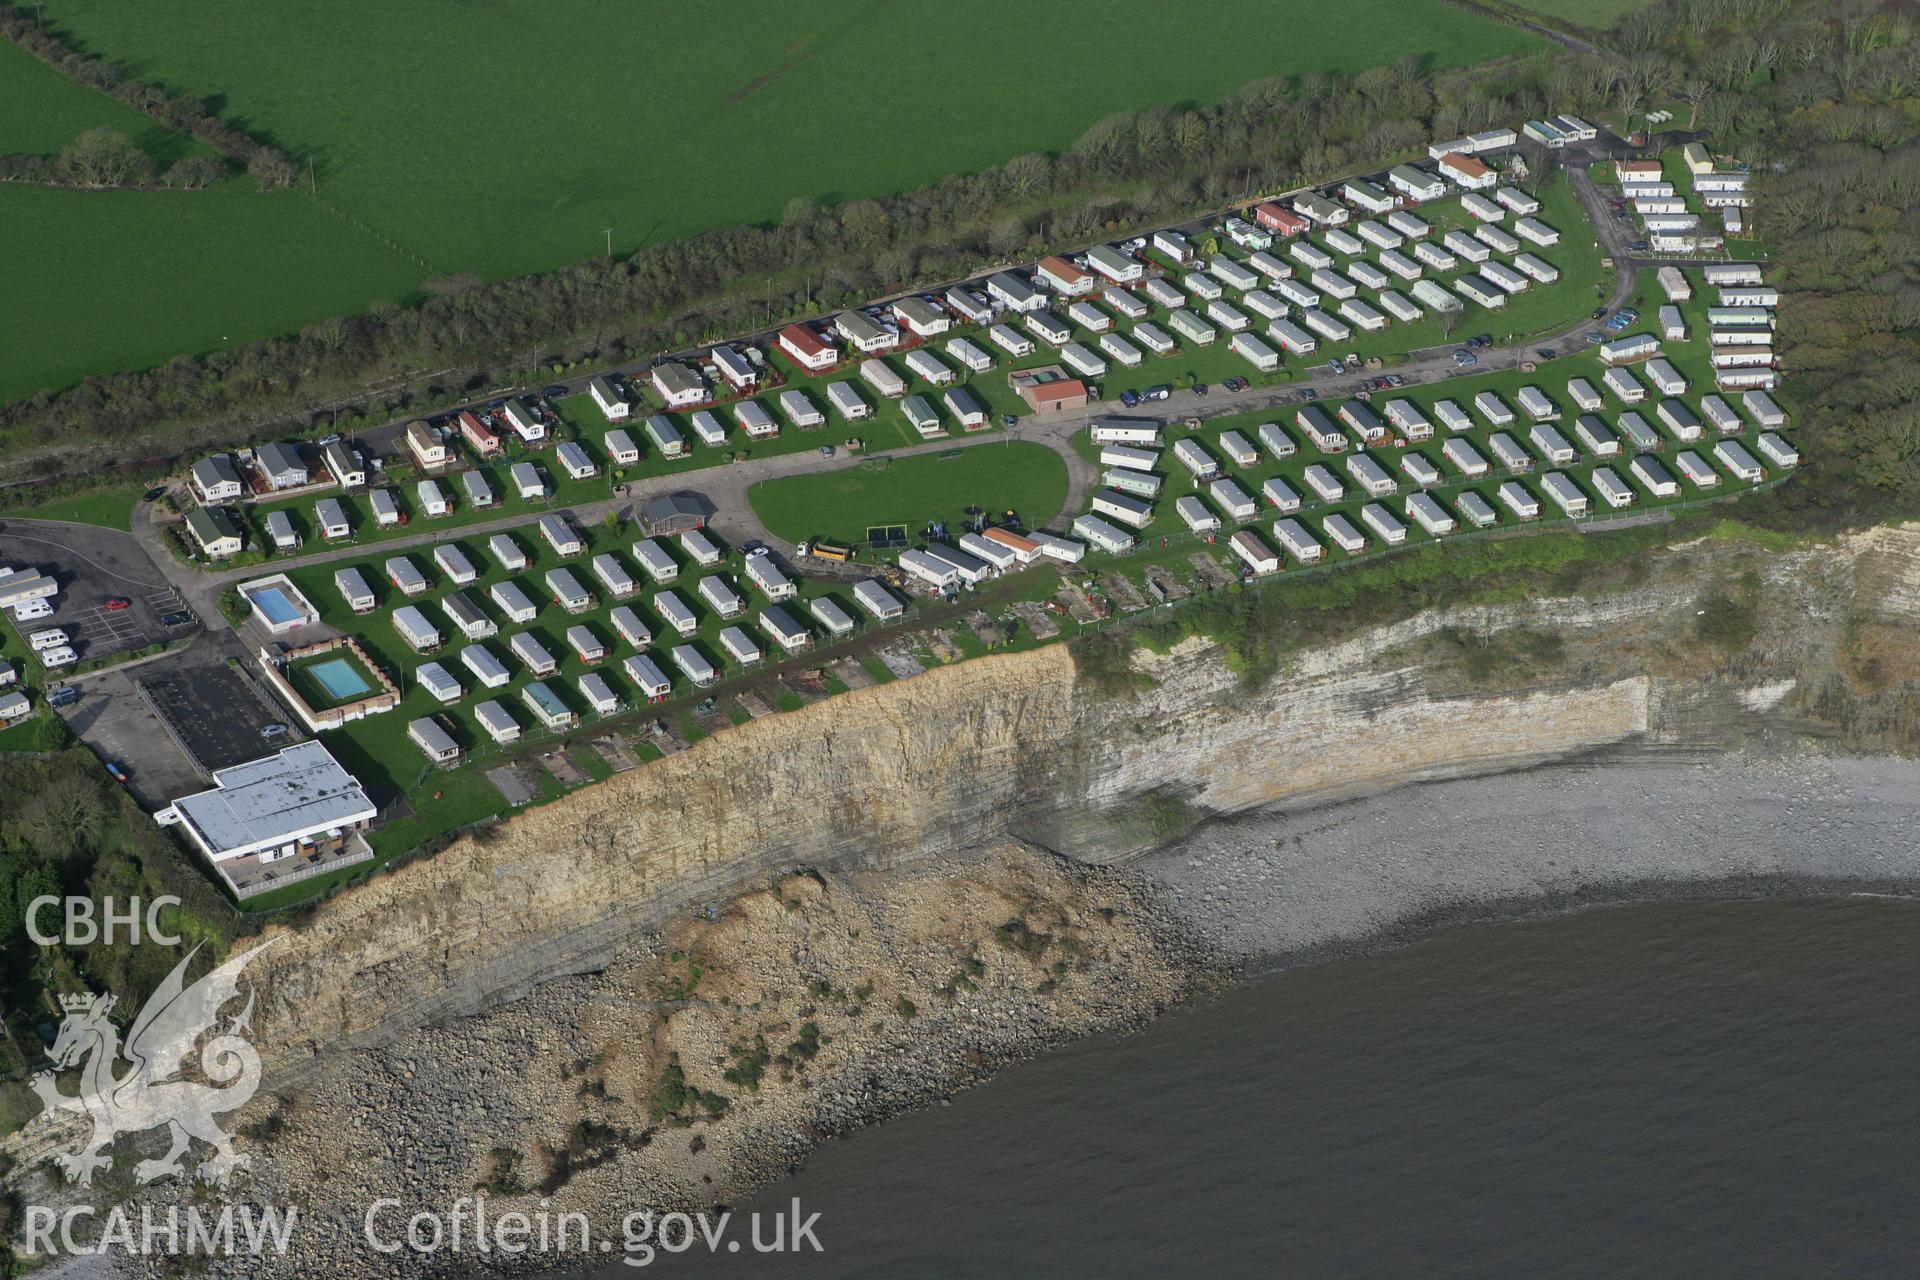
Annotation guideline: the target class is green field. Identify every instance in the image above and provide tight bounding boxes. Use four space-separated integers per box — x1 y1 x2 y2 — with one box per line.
747 442 1070 545
4 0 1541 400
0 38 202 163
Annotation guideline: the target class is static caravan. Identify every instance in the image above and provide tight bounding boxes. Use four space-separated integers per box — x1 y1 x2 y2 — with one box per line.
1756 433 1798 468
1540 472 1588 517
946 337 994 372
943 289 989 326
743 550 796 601
1497 481 1541 521
1176 494 1223 533
1324 228 1366 257
1401 451 1441 487
1323 513 1366 555
1229 529 1280 575
1153 229 1195 263
854 579 905 620
1591 467 1634 509
461 643 511 689
415 479 450 518
1434 399 1473 434
1243 288 1287 321
1168 309 1217 346
539 513 583 557
1714 440 1764 482
653 590 698 637
503 399 548 443
1346 453 1396 497
696 575 746 618
1090 418 1161 447
1103 287 1150 320
434 543 479 585
1442 438 1491 478
560 624 605 666
1231 332 1280 371
1301 309 1352 342
809 596 856 639
1028 531 1087 564
415 664 462 705
1617 412 1661 452
1481 261 1530 295
1518 387 1560 421
1461 193 1503 222
1343 178 1395 214
1378 290 1422 324
1646 359 1688 396
1406 492 1455 536
759 606 811 654
610 605 652 649
315 498 352 541
1674 450 1720 489
479 534 523 575
1567 378 1604 412
475 700 520 744
1454 275 1507 310
1207 299 1251 333
555 441 597 480
778 389 826 428
521 681 577 731
1091 489 1155 529
264 510 299 552
1630 455 1680 497
1656 266 1693 301
1275 278 1321 309
336 567 377 613
1067 300 1111 333
1704 263 1765 287
1143 277 1186 310
510 462 547 501
1293 193 1347 227
575 672 620 716
1347 260 1390 291
1309 269 1357 301
1134 322 1175 355
1361 503 1408 546
489 580 539 625
1088 244 1143 284
904 349 955 386
1514 217 1558 247
1413 240 1457 272
1247 250 1293 282
1388 165 1445 202
958 531 1020 572
734 400 779 438
1071 513 1135 554
859 359 907 399
1257 421 1297 459
1100 331 1144 367
1602 367 1645 403
1387 209 1431 239
1442 230 1490 263
386 555 429 596
1474 391 1516 427
1513 253 1559 285
1495 187 1540 215
1269 319 1317 356
1658 399 1703 441
1716 286 1780 309
1301 463 1345 503
902 395 943 438
1457 491 1498 528
1289 241 1334 272
1272 518 1323 564
1025 311 1072 347
1102 445 1160 473
624 653 672 701
1488 433 1533 474
1385 400 1433 441
1659 306 1688 342
545 567 594 613
1338 299 1387 333
944 387 989 431
1411 280 1463 315
1210 257 1260 292
1208 478 1258 523
591 552 638 599
1574 415 1620 456
1295 406 1347 453
1214 430 1257 469
393 605 442 652
1742 392 1788 429
604 428 641 467
1600 334 1659 366
689 409 729 446
1105 468 1162 499
827 382 871 422
1061 343 1108 379
1355 221 1404 252
370 488 402 528
1261 476 1302 513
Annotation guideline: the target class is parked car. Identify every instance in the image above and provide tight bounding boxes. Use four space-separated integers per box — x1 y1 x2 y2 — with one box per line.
103 597 130 611
1385 374 1404 387
47 685 79 708
1120 389 1141 408
1144 385 1172 401
160 611 193 627
1536 348 1557 360
261 724 288 739
542 384 569 399
1453 351 1478 368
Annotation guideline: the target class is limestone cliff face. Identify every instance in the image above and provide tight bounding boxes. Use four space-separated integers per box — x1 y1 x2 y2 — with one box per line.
242 522 1920 1062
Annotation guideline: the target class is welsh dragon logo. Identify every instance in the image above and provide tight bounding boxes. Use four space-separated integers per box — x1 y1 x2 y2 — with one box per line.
32 939 278 1189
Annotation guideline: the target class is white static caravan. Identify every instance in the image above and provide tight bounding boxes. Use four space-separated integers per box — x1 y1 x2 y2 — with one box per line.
369 488 402 528
521 679 578 732
1387 209 1431 239
1168 309 1217 346
734 400 779 438
461 643 511 690
1456 491 1499 529
1247 250 1293 282
1567 378 1604 412
539 513 583 558
386 555 429 597
1757 433 1799 468
1345 453 1396 498
1406 491 1456 536
315 498 352 541
1301 309 1352 342
510 462 547 501
690 409 730 446
1143 277 1186 310
1743 391 1787 428
1412 240 1457 272
1518 387 1560 422
1442 230 1490 263
1101 444 1159 472
1461 192 1504 222
1134 322 1175 356
1102 287 1150 320
696 575 746 618
1514 217 1559 247
1602 367 1645 403
1495 187 1541 216
826 382 871 422
1153 229 1195 263
1360 503 1408 546
946 336 994 373
1061 343 1108 379
1704 263 1765 287
854 579 906 621
610 605 652 649
1105 469 1163 500
1025 310 1072 347
1442 438 1491 478
1658 399 1704 441
944 387 989 431
415 663 462 705
670 644 718 688
1289 240 1334 272
1630 455 1680 498
545 567 594 613
859 358 907 400
1338 401 1384 446
1674 450 1721 489
335 567 377 613
1377 291 1422 324
1308 269 1357 301
808 596 856 640
624 653 672 701
510 633 556 679
1355 221 1404 252
743 550 796 601
1028 531 1087 564
1295 405 1347 453
1540 472 1589 517
1090 418 1161 447
591 552 638 600
778 389 826 428
1617 412 1661 452
1172 439 1220 482
1217 430 1258 468
1323 228 1366 257
1067 300 1111 334
567 623 608 665
1231 332 1280 372
1600 334 1659 366
1513 253 1559 285
434 543 479 586
1488 433 1533 474
1646 359 1689 396
902 395 943 438
577 673 620 716
1257 421 1297 459
1480 261 1530 295
1207 299 1251 333
1591 467 1635 509
475 700 520 745
1339 299 1387 333
1176 495 1222 534
1714 440 1765 483
1574 415 1620 457
489 580 539 625
1401 451 1441 487
1210 257 1260 292
555 441 598 481
632 538 678 583
1497 481 1541 521
1385 400 1434 441
717 626 763 667
759 605 812 655
1474 391 1516 427
653 590 698 638
1271 518 1323 565
1434 399 1473 435
1100 331 1144 367
1411 280 1463 315
958 532 1020 573
1091 489 1154 530
1268 318 1317 356
1454 275 1507 310
1347 260 1390 292
415 480 450 519
1378 250 1423 282
1229 529 1280 576
1322 513 1366 555
604 428 641 467
1208 478 1258 523
1071 513 1136 554
903 349 955 386
393 605 442 653
1261 476 1302 514
1274 276 1321 310
1301 463 1345 503
1659 306 1688 342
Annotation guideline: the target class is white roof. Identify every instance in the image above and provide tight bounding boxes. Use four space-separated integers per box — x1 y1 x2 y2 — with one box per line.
166 742 374 861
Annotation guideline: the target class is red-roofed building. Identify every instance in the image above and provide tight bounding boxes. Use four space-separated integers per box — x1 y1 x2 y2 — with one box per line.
1036 255 1094 297
777 323 837 372
458 410 501 458
1018 377 1089 415
1438 152 1497 189
1251 202 1309 236
980 527 1041 563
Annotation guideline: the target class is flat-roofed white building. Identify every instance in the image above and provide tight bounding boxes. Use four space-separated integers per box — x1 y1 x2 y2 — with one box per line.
156 742 375 875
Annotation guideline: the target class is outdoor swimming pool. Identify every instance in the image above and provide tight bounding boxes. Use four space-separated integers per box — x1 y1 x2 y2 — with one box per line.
305 657 371 701
246 585 305 627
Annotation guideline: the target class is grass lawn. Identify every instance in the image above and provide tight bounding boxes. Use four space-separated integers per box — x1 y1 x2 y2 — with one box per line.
0 38 208 165
747 441 1068 545
0 479 145 530
8 0 1540 400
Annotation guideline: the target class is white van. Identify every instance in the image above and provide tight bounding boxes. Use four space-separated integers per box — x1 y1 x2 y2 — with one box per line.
28 628 69 652
9 600 53 622
39 645 77 669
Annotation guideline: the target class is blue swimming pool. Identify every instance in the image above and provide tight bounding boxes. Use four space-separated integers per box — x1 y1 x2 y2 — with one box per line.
246 585 304 626
306 657 371 700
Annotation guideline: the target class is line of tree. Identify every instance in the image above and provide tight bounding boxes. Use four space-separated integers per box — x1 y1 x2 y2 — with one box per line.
0 126 225 190
0 4 292 188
